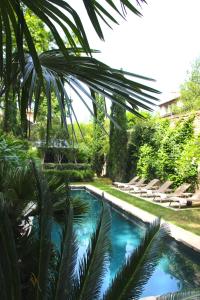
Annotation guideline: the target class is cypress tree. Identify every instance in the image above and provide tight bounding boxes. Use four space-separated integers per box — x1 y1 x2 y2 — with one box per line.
3 90 18 134
107 98 128 181
92 93 105 176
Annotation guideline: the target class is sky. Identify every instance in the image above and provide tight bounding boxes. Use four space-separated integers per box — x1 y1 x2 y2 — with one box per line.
69 0 200 122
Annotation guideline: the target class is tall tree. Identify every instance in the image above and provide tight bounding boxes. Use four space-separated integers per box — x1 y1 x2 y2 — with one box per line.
3 89 18 133
179 57 200 112
107 97 128 181
92 93 106 176
2 9 53 135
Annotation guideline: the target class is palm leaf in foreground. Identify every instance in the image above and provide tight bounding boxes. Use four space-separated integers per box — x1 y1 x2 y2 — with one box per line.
0 0 146 83
103 219 170 300
32 163 53 300
14 49 160 138
73 201 111 300
54 202 78 300
0 199 22 300
157 289 200 300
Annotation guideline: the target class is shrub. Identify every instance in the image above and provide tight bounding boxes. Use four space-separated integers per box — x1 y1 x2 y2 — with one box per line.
43 163 91 171
39 142 93 164
0 134 40 166
173 138 200 189
43 169 94 182
137 144 157 180
126 117 160 180
76 143 93 163
155 117 195 183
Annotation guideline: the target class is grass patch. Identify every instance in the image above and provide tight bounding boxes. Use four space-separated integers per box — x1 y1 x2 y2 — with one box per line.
72 178 200 236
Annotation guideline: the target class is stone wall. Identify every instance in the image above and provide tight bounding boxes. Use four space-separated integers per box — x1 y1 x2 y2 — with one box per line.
162 110 200 136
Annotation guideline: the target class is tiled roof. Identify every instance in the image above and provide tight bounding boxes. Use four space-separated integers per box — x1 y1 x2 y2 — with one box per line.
158 92 180 106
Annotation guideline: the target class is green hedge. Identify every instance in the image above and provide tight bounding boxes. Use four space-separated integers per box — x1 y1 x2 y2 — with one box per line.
43 163 91 171
43 169 94 182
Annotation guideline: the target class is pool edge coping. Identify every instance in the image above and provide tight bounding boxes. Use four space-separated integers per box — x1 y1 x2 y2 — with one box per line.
71 184 200 253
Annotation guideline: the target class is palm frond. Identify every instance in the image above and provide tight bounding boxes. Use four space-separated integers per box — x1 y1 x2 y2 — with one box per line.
73 201 111 300
9 49 160 136
6 165 36 216
157 289 200 300
0 198 21 300
51 196 89 224
0 0 146 81
39 50 160 109
71 196 90 224
46 174 68 201
0 0 88 81
54 202 78 300
103 219 170 300
83 0 146 39
32 162 53 300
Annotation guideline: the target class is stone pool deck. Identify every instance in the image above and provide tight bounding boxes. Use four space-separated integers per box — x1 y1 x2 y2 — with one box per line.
71 184 200 253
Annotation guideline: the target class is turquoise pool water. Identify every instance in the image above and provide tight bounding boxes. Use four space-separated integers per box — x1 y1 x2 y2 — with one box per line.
70 189 200 298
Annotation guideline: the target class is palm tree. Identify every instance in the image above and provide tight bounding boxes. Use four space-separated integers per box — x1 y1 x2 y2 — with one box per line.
0 1 160 138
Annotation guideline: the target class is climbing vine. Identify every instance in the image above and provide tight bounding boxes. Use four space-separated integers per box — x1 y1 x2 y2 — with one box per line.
129 116 199 189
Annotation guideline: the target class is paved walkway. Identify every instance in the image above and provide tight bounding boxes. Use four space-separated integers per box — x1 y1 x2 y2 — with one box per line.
71 184 200 252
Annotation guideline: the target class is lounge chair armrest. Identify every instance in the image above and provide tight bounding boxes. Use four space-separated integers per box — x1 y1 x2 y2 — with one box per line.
151 186 160 190
181 192 193 197
140 183 146 187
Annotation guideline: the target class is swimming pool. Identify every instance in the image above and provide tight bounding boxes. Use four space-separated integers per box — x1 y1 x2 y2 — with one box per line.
70 188 200 298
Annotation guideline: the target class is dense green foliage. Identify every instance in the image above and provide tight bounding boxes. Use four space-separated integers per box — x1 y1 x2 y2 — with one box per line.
24 9 53 53
128 116 199 189
32 107 200 191
43 162 94 182
92 94 106 176
32 119 95 164
126 113 157 180
43 163 91 171
107 98 128 181
43 169 94 182
0 133 39 165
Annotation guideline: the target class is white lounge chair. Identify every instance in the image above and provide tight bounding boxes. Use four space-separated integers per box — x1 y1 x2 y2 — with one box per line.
121 178 146 191
143 180 173 198
113 176 139 188
154 183 191 203
129 179 160 194
169 190 200 208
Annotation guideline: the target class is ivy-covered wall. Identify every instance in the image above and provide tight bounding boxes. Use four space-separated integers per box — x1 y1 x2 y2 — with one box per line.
163 110 200 136
127 115 200 190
